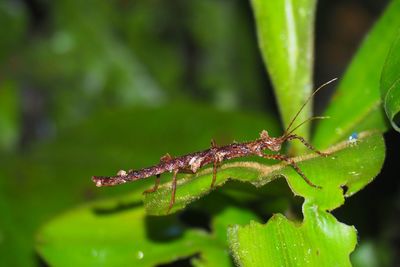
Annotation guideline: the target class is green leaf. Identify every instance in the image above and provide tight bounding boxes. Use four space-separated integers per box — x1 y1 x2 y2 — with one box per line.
0 80 20 152
0 2 27 61
144 132 385 215
227 203 356 267
36 195 211 267
313 0 400 148
250 0 316 153
380 32 400 132
211 206 260 245
192 205 259 267
36 192 261 266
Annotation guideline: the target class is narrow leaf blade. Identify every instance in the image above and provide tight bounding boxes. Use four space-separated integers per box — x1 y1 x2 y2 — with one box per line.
250 0 317 153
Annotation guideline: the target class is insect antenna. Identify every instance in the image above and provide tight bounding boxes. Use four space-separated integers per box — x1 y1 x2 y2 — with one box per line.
283 78 338 137
285 116 330 137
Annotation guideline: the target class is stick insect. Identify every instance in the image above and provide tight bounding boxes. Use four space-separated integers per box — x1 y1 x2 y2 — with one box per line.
92 78 337 213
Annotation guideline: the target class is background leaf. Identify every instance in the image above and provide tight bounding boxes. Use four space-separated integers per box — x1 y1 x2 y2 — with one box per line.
250 0 317 153
313 0 400 149
36 190 260 266
0 80 20 151
36 195 216 267
380 32 400 132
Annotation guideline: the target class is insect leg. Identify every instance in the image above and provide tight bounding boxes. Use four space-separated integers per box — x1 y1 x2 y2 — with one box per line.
143 174 161 194
178 167 195 174
160 153 173 163
210 138 220 188
261 153 321 188
167 169 179 214
211 139 217 148
286 134 329 156
211 159 220 188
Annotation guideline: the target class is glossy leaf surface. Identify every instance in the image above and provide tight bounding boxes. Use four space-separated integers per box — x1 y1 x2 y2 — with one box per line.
380 33 400 132
228 203 356 267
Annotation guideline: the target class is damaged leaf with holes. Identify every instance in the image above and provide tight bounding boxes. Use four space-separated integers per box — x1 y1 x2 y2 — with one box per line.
228 203 356 267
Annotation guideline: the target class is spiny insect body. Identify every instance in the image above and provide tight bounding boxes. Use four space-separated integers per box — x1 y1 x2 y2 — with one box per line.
92 79 337 213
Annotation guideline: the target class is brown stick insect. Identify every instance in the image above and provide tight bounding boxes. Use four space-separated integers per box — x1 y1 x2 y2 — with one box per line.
92 79 336 213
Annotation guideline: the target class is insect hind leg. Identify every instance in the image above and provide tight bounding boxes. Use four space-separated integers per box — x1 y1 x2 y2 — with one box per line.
286 134 329 157
210 139 220 188
143 174 161 194
211 159 220 188
167 169 179 214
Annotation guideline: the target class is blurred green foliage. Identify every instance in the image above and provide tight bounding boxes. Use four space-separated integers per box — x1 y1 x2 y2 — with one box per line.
0 0 269 149
1 1 271 266
0 103 275 267
0 80 20 151
0 0 397 266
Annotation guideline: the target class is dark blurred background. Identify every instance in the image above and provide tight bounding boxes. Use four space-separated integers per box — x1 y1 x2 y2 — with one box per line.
1 0 399 266
0 0 391 150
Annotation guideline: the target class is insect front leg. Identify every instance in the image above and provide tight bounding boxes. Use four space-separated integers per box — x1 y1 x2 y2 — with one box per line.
286 134 329 156
259 153 321 189
160 153 173 163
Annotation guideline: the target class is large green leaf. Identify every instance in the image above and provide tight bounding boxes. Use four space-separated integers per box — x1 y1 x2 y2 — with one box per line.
313 0 400 148
228 202 356 267
36 190 260 266
144 132 385 215
36 195 220 267
250 0 316 153
380 33 400 132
